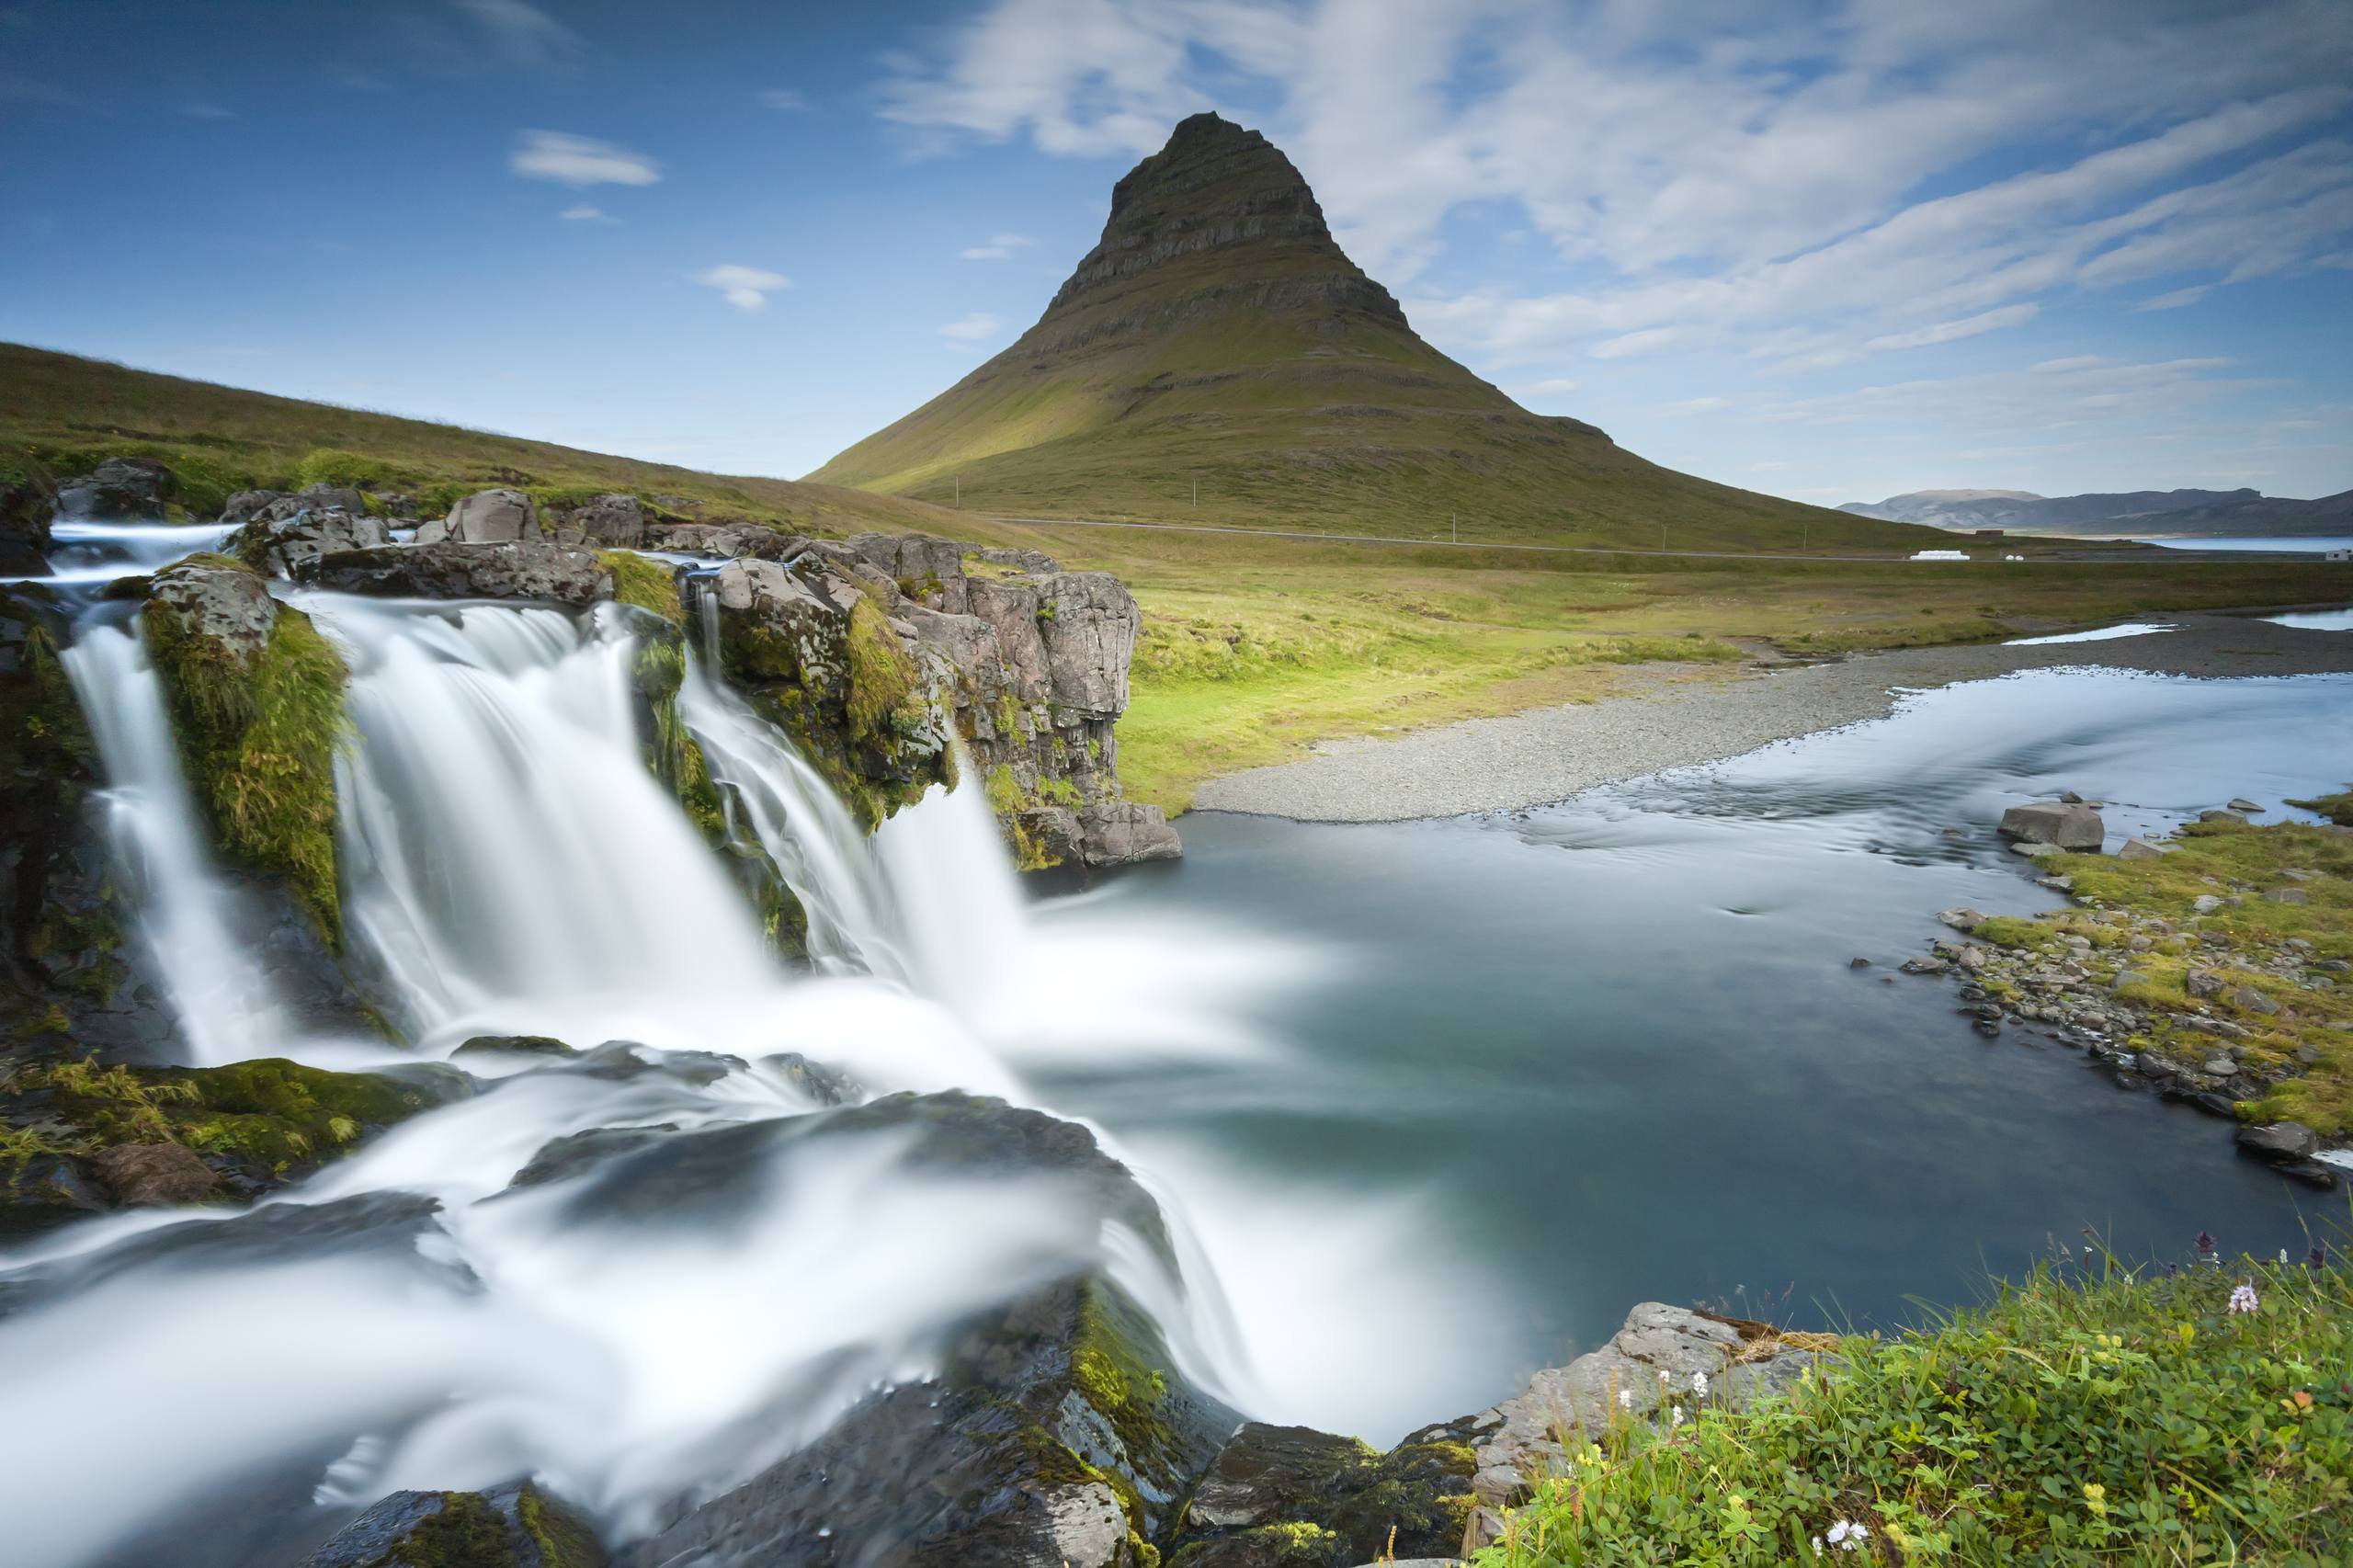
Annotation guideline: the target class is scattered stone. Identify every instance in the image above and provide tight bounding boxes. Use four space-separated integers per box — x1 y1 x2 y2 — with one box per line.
2236 1122 2319 1163
1848 956 1870 968
1900 955 1949 975
2116 837 2169 860
2225 984 2280 1016
2111 971 2150 992
2057 790 2084 803
2228 798 2262 812
442 486 540 543
87 1142 224 1207
2192 895 2225 915
2200 808 2246 824
2266 887 2310 904
1936 907 1986 932
1999 801 2104 849
564 493 647 548
2186 968 2225 999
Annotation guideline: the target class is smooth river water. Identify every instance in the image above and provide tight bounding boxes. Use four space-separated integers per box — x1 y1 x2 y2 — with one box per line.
1030 667 2353 1435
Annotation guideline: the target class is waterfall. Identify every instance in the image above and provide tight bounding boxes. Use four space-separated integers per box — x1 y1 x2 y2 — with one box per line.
6 518 240 586
58 613 303 1063
8 583 1401 1568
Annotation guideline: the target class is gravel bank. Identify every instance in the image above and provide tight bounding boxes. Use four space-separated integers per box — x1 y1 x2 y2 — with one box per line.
1192 613 2353 823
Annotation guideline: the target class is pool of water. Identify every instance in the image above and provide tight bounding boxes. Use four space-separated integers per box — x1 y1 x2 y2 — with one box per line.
2139 535 2353 554
1035 668 2353 1432
2263 608 2353 631
2006 621 2174 645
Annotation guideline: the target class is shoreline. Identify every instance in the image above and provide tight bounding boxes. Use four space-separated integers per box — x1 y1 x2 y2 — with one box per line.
1190 612 2353 824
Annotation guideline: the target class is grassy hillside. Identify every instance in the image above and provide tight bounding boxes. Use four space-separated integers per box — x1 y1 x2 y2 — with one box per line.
812 116 1948 556
0 341 963 537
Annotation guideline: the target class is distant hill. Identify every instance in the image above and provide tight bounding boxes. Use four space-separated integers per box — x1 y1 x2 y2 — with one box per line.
1841 485 2353 537
0 341 963 536
813 114 1938 553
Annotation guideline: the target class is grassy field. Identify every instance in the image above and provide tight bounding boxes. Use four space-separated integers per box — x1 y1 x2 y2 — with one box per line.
937 517 2353 810
1479 1248 2353 1564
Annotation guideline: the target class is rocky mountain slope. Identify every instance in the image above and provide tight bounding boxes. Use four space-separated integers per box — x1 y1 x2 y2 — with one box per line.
811 115 1937 554
1842 485 2353 537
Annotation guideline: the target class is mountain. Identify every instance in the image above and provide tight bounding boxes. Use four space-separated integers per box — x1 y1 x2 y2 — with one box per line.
1841 485 2353 537
813 114 1937 552
0 341 962 538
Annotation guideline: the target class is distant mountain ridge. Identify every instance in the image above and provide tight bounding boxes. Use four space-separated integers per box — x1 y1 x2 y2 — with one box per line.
1841 486 2353 537
813 114 1938 553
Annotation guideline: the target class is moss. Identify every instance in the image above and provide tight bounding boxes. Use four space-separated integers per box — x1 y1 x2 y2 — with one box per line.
2287 786 2353 827
514 1483 606 1567
10 1052 455 1180
293 448 392 492
600 550 684 625
145 591 351 946
844 594 920 744
1073 1280 1181 1477
396 1491 516 1566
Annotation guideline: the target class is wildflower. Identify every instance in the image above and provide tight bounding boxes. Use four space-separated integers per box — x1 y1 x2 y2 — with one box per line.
2279 1249 2290 1266
1658 1368 1670 1384
1617 1388 1632 1411
2311 1243 2328 1272
2083 1483 2108 1517
1812 1537 1824 1557
1691 1369 1710 1398
2164 1261 2179 1278
2228 1282 2259 1315
2195 1231 2216 1260
1827 1519 1870 1551
1669 1405 1685 1428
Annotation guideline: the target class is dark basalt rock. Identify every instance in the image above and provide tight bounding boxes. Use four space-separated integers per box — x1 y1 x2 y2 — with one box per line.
300 540 611 605
1161 1420 1481 1568
55 456 172 519
301 1479 608 1568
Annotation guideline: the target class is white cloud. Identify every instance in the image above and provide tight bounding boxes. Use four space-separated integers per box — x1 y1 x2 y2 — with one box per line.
560 204 614 222
961 232 1037 259
695 265 792 311
454 0 585 70
2132 285 2211 312
1863 304 2040 353
939 312 1005 340
1504 376 1579 399
1655 395 1732 415
761 88 813 111
511 130 661 187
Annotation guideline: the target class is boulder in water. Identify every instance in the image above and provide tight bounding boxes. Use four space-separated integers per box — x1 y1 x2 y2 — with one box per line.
220 487 283 525
229 504 391 577
1998 801 2104 849
1078 801 1182 866
87 1142 223 1207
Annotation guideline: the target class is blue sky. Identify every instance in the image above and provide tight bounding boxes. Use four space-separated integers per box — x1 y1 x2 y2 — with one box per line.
4 0 2349 506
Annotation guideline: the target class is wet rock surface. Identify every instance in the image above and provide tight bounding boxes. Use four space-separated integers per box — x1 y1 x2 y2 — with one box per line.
301 1479 608 1568
302 540 613 604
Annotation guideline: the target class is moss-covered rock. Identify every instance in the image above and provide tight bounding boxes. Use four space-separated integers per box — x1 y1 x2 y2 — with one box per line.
1 1048 467 1231
142 557 350 945
1162 1420 1479 1568
301 1479 608 1568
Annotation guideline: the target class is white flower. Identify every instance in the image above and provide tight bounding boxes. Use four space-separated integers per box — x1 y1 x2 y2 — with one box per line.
1657 1368 1670 1384
1812 1537 1824 1557
2279 1249 2290 1266
1827 1519 1870 1551
2228 1282 2259 1314
1617 1388 1632 1410
1691 1369 1710 1398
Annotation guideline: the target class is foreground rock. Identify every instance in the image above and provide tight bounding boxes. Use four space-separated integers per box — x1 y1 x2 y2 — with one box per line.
1464 1303 1829 1547
301 1480 607 1567
55 456 171 518
1161 1420 1481 1567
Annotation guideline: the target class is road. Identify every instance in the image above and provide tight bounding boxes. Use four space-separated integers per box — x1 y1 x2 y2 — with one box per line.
972 514 2280 564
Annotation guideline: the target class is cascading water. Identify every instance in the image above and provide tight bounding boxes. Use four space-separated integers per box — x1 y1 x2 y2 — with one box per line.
5 517 240 586
4 579 1473 1568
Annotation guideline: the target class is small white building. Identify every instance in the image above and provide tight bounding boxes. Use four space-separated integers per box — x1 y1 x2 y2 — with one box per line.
1909 549 1972 562
2326 548 2351 562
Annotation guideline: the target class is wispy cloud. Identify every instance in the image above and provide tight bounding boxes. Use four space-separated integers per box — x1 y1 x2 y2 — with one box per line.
1655 395 1732 415
695 265 791 311
2132 285 2212 312
454 0 585 70
1863 304 2040 354
1505 376 1579 399
511 131 661 187
760 88 813 112
560 204 616 223
960 232 1036 260
939 312 1003 341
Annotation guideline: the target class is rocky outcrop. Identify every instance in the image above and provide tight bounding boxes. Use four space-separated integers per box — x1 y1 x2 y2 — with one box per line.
559 493 647 548
300 540 611 605
419 485 538 544
1161 1420 1481 1568
1463 1303 1828 1546
229 502 392 578
615 1093 1234 1568
55 456 172 519
0 469 55 575
301 1480 607 1568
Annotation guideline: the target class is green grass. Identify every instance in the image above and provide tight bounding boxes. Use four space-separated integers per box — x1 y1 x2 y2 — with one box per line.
1480 1248 2353 1565
0 341 968 537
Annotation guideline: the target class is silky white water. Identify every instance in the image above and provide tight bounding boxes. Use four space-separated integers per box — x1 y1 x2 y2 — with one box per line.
4 591 1473 1568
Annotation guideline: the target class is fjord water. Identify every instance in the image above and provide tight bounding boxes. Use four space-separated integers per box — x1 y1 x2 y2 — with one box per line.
10 581 2352 1565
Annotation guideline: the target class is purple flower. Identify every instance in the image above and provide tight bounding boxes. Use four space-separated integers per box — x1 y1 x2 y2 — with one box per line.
2195 1231 2216 1258
2228 1283 2258 1315
2310 1244 2329 1272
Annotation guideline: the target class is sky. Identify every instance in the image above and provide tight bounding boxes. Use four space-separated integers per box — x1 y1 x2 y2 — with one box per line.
3 0 2350 506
